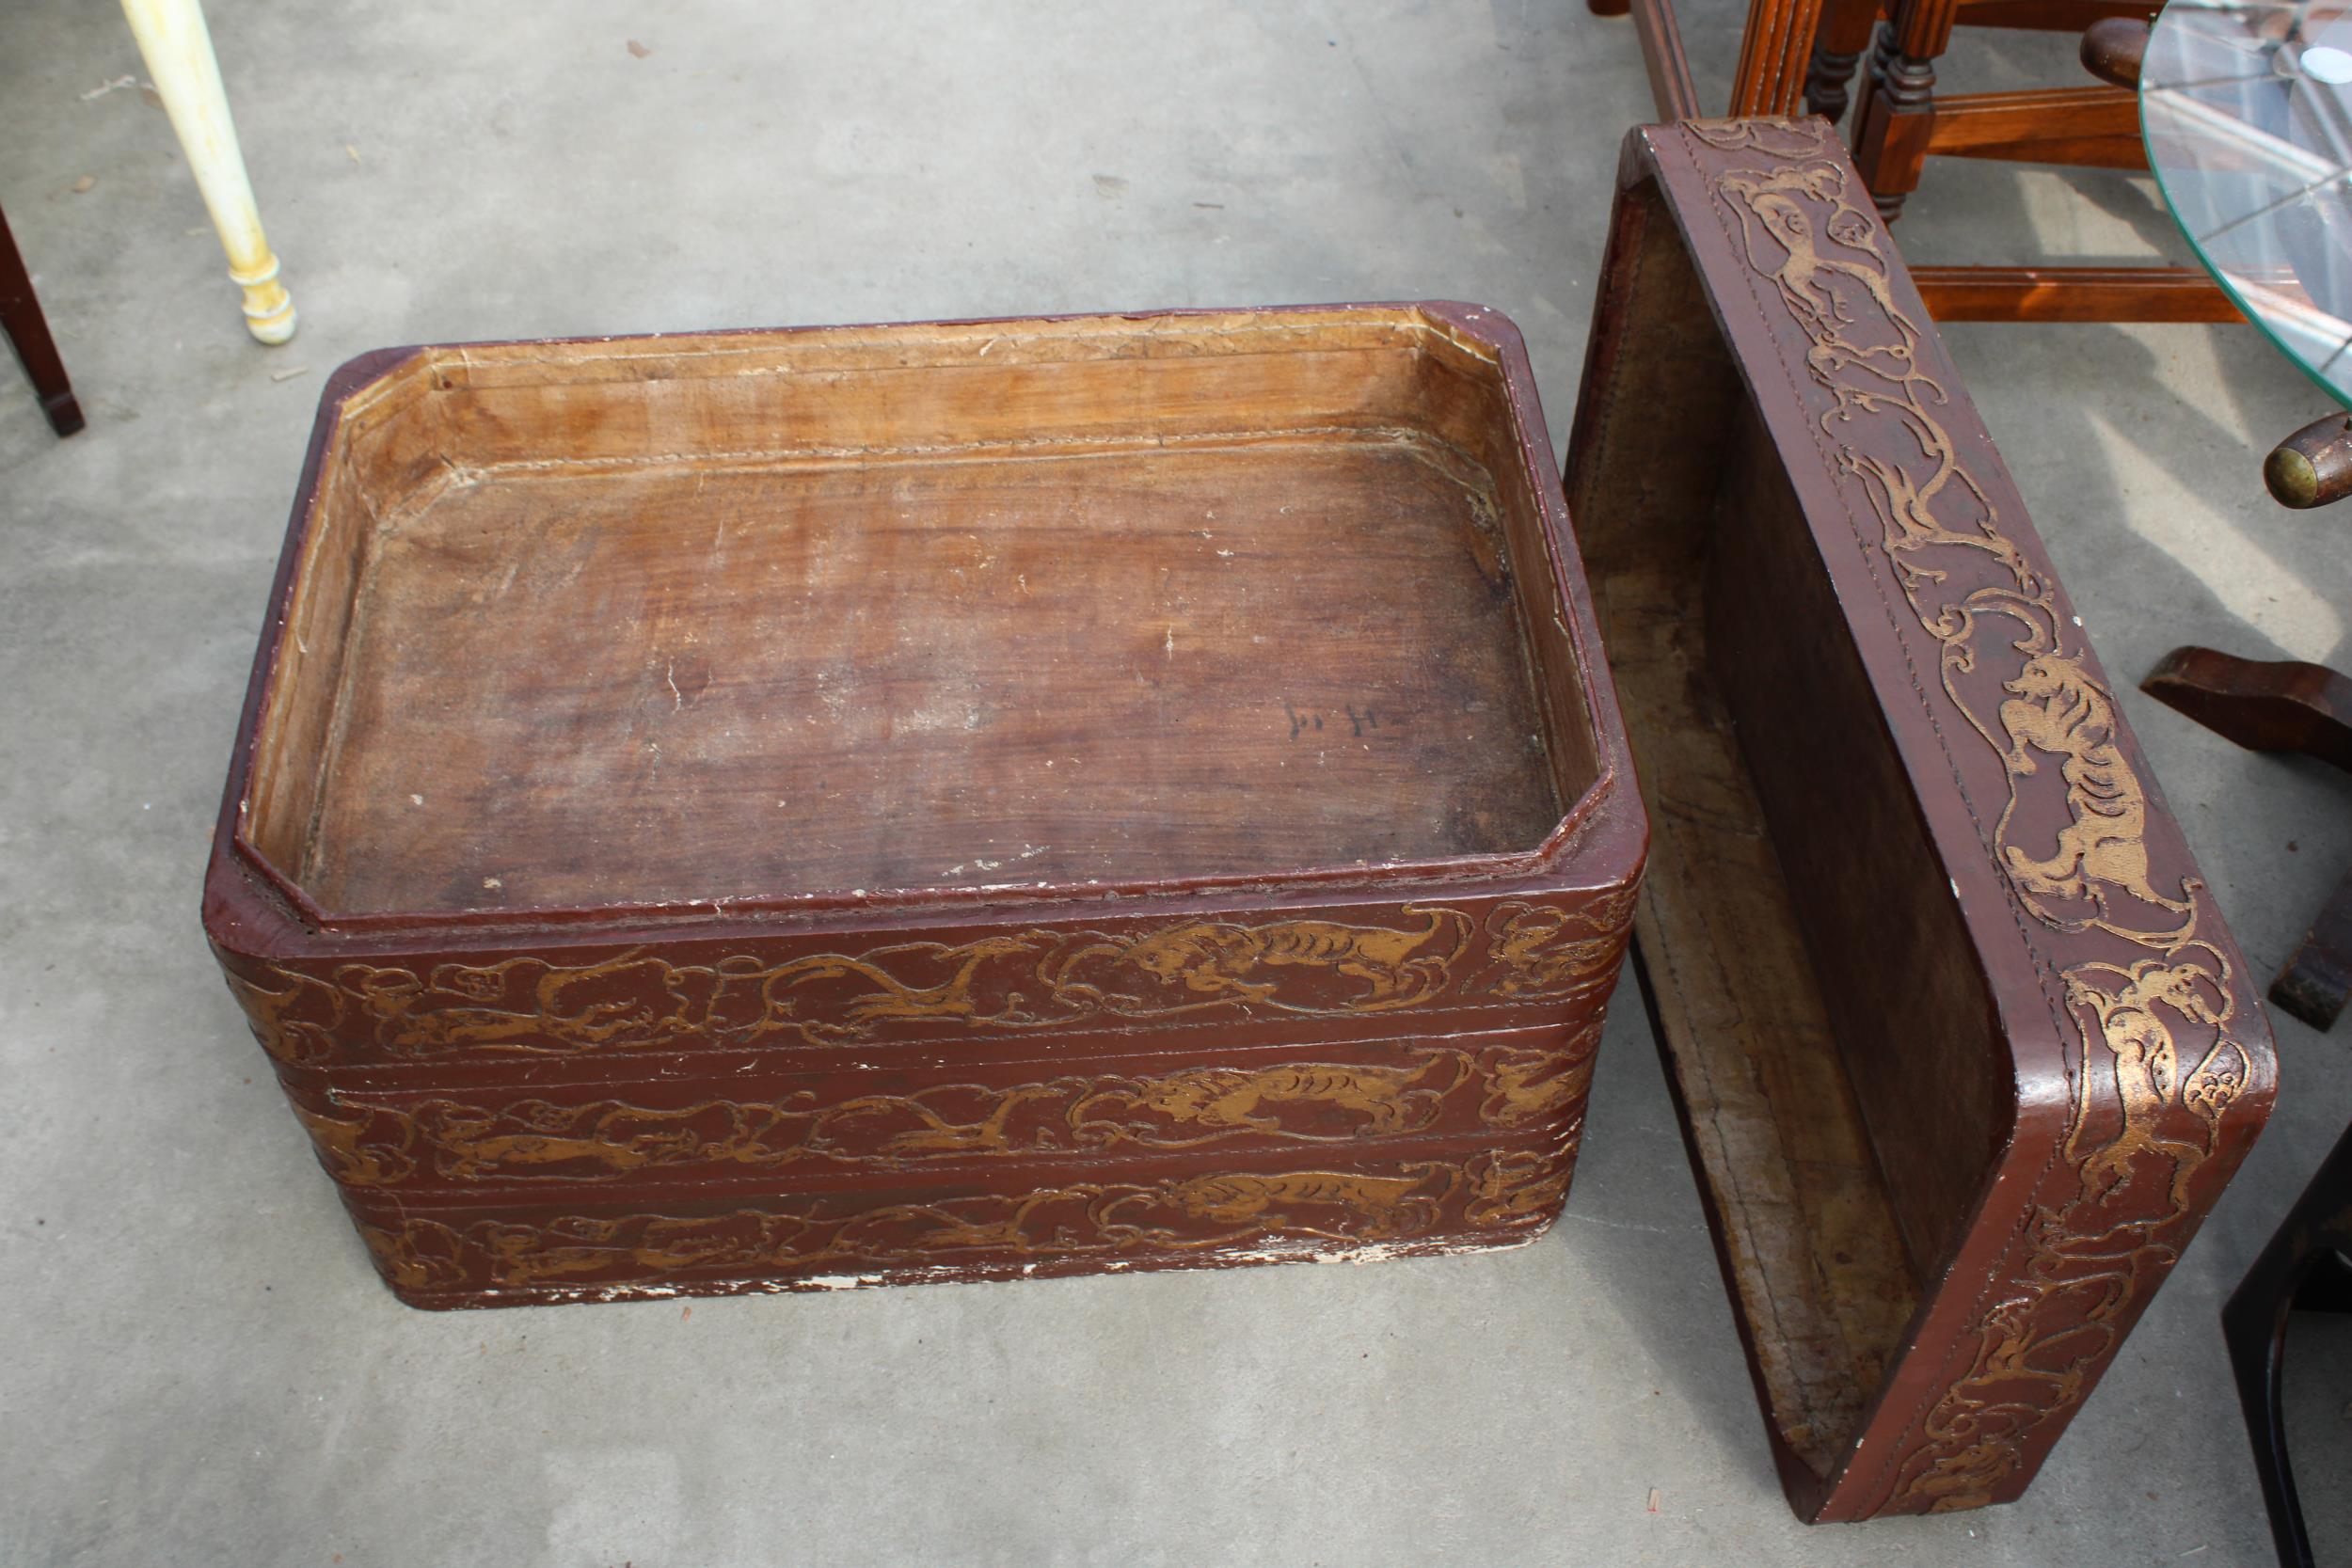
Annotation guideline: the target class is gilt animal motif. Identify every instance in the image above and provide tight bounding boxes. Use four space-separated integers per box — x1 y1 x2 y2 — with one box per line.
413 1099 770 1179
2066 960 2247 1212
343 953 707 1053
223 965 344 1063
1118 909 1468 1011
830 1084 1063 1157
1112 1061 1444 1140
1161 1169 1430 1237
1996 656 2186 918
791 936 1041 1031
1483 902 1628 999
292 1101 412 1185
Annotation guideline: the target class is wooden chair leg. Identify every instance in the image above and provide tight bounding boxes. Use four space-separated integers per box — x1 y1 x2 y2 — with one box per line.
1804 0 1883 123
2224 1123 2352 1564
2140 648 2352 770
1633 0 1704 119
119 0 295 344
1852 0 1962 219
2274 863 2352 1030
1730 0 1830 115
2142 647 2352 1030
1601 0 1820 119
0 205 84 437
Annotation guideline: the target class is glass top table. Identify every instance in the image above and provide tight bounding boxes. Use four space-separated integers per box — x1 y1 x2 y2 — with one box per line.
2144 0 2352 407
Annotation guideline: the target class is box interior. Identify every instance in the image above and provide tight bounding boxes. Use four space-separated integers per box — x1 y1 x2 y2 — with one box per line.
242 309 1599 917
1577 233 2006 1480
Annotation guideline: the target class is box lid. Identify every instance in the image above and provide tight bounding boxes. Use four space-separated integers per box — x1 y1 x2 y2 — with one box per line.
1565 118 2276 1521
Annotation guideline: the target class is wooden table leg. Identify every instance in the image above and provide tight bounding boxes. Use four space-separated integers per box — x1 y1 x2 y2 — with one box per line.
119 0 295 344
2143 646 2352 1029
1804 0 1883 122
1852 0 1962 219
0 205 85 436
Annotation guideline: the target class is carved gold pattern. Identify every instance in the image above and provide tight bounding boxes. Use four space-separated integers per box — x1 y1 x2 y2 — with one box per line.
1465 1148 1580 1227
235 895 1624 1301
226 898 1634 1064
1479 1022 1602 1128
1070 1059 1462 1148
297 1037 1598 1188
1685 116 2261 1514
355 1146 1580 1298
1475 894 1639 1001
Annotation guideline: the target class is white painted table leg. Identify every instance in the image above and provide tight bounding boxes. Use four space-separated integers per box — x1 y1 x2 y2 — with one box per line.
119 0 295 343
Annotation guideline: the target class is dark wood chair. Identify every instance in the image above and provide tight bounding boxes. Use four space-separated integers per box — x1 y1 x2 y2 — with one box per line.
1587 0 2244 322
1 203 85 437
1841 0 2240 322
2223 1118 2352 1566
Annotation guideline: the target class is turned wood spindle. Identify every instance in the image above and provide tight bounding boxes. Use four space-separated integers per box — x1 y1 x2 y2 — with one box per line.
1851 0 1961 222
1804 0 1884 124
119 0 297 344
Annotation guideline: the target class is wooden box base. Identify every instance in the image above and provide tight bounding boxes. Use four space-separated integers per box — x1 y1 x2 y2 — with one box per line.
205 303 1647 1310
343 1133 1584 1310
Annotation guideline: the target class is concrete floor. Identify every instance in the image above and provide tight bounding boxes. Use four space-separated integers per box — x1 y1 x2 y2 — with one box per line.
5 2 2350 1564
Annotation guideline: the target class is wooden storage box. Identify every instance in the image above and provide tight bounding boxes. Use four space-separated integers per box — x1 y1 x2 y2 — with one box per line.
203 304 1647 1309
1566 119 2278 1520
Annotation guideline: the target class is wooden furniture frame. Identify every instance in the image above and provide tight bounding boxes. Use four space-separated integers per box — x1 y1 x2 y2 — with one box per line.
1568 116 2275 1519
2144 647 2352 1030
2223 1118 2352 1568
1587 0 2243 322
120 0 296 343
0 203 84 436
6 0 294 442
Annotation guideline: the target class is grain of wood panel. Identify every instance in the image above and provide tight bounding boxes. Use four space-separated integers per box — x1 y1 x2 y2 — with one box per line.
1921 84 2141 165
1915 265 2239 321
302 439 1560 912
1602 556 1921 1480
